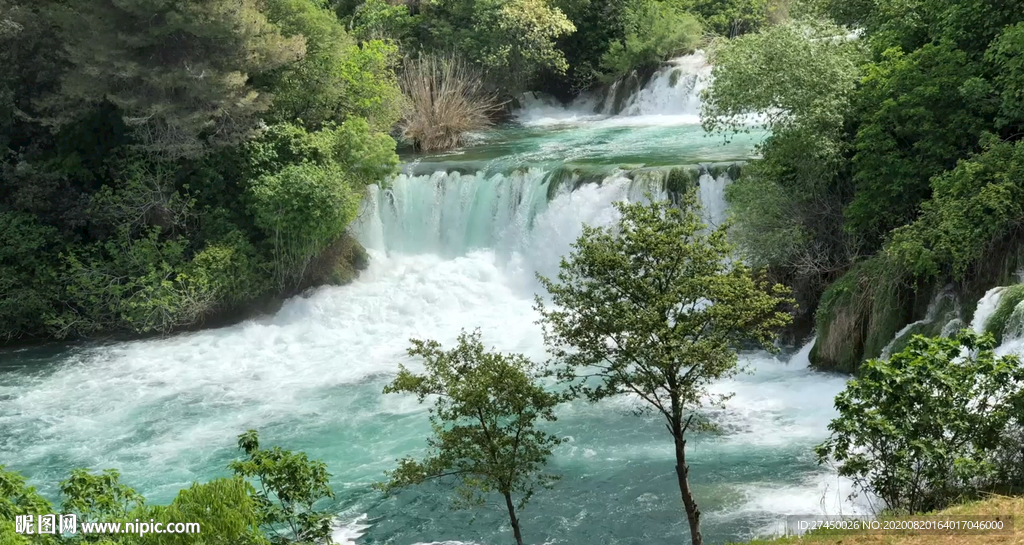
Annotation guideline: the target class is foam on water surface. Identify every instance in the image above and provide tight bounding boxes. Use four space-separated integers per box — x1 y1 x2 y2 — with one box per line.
0 51 867 545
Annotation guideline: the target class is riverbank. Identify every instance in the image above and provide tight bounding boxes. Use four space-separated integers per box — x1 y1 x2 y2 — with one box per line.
736 496 1023 545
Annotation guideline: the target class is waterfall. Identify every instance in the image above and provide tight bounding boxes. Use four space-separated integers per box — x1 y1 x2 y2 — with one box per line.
880 286 959 359
617 53 711 118
698 171 729 228
875 284 1024 361
971 286 1007 334
354 165 733 284
514 51 712 126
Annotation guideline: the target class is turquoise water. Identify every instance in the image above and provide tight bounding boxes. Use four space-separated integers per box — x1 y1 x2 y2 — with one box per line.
0 56 863 545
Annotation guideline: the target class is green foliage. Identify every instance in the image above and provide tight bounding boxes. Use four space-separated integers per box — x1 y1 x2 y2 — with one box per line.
706 3 1024 367
378 330 562 545
246 121 398 187
2 0 404 344
987 23 1024 130
683 0 771 37
186 232 271 309
0 212 61 341
703 22 864 342
261 0 404 131
60 469 144 525
45 0 305 158
703 21 863 140
816 331 1024 513
248 163 360 289
536 193 791 545
844 44 988 246
52 227 214 338
887 139 1024 281
537 193 793 406
0 466 58 545
420 0 576 91
134 478 268 545
230 431 335 545
984 285 1024 344
599 0 702 82
351 0 420 47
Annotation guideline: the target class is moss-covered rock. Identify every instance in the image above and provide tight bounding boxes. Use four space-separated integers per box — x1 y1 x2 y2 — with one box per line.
326 234 369 286
984 284 1024 343
810 256 917 373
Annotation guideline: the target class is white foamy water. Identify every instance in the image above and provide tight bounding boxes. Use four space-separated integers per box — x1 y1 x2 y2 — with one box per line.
0 172 860 544
0 58 861 544
972 286 1007 334
514 52 710 129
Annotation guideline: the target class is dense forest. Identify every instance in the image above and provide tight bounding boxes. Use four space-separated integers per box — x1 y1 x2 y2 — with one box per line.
0 0 775 344
4 0 1024 543
703 0 1024 370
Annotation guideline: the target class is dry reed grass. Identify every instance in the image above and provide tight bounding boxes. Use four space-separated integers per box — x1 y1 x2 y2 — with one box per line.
397 54 503 152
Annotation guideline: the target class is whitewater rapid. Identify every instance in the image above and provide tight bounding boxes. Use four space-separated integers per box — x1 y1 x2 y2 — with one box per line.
0 52 878 545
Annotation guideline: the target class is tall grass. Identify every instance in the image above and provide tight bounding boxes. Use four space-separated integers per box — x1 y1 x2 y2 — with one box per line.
397 54 503 152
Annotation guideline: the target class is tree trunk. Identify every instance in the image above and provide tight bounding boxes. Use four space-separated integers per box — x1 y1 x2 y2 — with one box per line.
673 423 702 545
503 491 524 545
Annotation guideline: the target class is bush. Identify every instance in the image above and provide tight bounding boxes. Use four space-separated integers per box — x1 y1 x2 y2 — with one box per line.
816 331 1024 514
351 0 420 47
887 138 1024 282
52 228 216 338
418 0 575 92
397 54 503 152
186 231 271 308
0 212 61 341
246 121 399 187
599 0 702 81
248 163 360 288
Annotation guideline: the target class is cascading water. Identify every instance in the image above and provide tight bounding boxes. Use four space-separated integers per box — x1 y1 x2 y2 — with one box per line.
617 53 711 118
514 51 713 127
0 51 864 545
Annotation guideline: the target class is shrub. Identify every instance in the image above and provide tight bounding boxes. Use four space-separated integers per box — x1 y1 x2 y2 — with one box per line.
247 163 359 288
0 212 61 341
52 227 216 338
816 331 1024 514
599 0 702 82
230 430 334 544
186 231 271 308
397 54 503 152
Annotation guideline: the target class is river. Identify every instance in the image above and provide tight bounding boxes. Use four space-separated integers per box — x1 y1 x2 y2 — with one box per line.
2 53 876 545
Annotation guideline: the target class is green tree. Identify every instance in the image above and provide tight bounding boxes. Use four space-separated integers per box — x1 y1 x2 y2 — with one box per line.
134 478 268 545
682 0 771 37
844 43 989 246
45 0 306 157
0 212 61 341
60 469 144 531
816 331 1024 513
230 431 335 545
599 0 702 82
702 21 865 328
0 466 58 545
260 0 404 131
247 162 360 289
377 330 563 545
535 194 792 545
420 0 576 92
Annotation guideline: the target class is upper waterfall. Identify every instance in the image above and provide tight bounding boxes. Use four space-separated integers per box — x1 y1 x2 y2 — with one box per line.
514 51 712 127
